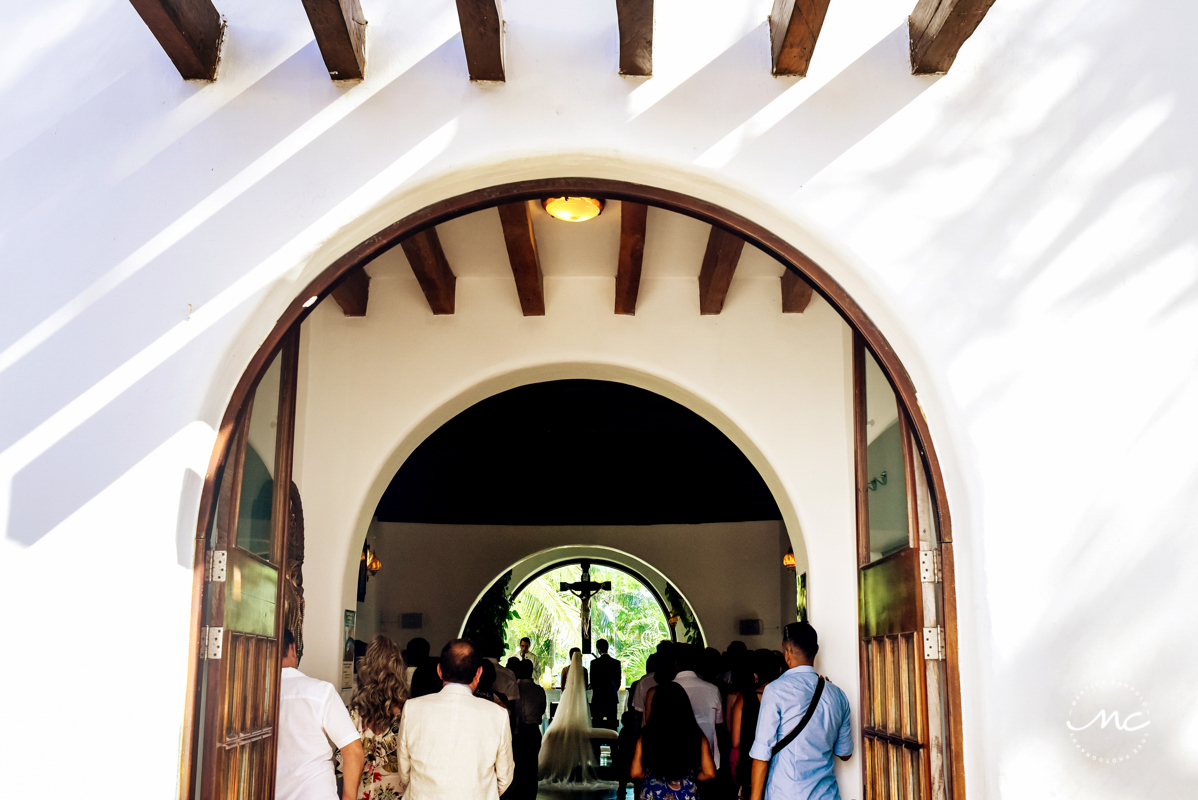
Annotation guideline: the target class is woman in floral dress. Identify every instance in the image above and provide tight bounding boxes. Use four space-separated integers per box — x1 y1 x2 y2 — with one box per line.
631 682 716 800
339 635 409 800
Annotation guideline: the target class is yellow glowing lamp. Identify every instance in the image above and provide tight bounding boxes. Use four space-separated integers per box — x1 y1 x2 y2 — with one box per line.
367 552 382 576
542 196 604 222
783 548 797 570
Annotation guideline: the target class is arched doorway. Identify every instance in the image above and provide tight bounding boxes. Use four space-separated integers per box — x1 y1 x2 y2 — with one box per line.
181 179 963 800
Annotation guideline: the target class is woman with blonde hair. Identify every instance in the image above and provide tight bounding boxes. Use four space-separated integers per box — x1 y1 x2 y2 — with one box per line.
339 635 409 800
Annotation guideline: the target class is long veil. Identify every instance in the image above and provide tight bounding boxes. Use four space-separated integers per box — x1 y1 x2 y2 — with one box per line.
538 651 618 785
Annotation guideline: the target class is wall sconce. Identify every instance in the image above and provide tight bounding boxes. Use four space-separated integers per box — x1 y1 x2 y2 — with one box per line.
868 471 888 491
783 548 797 571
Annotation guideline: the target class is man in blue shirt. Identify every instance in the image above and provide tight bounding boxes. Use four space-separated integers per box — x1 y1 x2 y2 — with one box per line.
749 622 853 800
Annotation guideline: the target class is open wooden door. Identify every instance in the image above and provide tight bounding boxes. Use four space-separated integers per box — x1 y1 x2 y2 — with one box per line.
854 336 954 800
190 332 299 800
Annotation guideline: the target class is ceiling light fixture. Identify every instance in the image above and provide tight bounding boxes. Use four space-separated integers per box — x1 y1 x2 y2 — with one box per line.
783 548 797 570
542 196 604 222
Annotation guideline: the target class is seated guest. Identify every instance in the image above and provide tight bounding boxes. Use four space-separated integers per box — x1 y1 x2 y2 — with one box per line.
396 639 514 800
631 682 716 798
560 647 589 689
277 629 364 800
340 635 409 800
513 659 547 800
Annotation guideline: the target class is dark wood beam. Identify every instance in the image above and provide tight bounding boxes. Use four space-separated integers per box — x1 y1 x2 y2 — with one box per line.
455 0 505 81
300 0 368 80
698 226 745 315
616 0 654 76
615 202 648 315
909 0 997 74
128 0 224 80
400 228 456 315
781 269 815 313
768 0 832 77
497 202 545 316
330 267 370 316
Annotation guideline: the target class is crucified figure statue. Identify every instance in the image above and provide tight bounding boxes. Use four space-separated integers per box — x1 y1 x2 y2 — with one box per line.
559 560 611 654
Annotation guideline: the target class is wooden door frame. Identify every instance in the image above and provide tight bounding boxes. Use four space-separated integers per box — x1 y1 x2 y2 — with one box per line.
177 178 967 800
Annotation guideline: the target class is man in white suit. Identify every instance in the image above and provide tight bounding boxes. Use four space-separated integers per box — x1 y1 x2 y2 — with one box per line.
396 639 515 800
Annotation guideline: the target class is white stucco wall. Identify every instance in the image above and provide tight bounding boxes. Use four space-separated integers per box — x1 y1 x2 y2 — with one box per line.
354 521 796 665
2 0 1197 798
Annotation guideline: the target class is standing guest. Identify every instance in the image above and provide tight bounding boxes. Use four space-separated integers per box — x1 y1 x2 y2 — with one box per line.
396 639 514 800
340 635 409 800
560 647 589 689
631 682 716 800
672 644 724 771
515 637 539 675
749 623 852 800
614 708 640 800
403 638 431 688
513 659 547 800
631 641 673 714
589 638 622 730
729 650 778 798
408 656 443 699
277 629 365 800
484 644 522 708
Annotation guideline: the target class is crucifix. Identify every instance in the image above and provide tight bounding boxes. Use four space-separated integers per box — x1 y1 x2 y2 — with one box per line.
559 560 611 654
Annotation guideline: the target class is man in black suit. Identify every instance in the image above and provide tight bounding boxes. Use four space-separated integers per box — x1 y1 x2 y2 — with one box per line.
589 639 622 730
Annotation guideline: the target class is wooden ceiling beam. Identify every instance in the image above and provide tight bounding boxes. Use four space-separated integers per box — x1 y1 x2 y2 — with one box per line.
128 0 224 80
497 202 545 316
781 269 815 313
330 267 370 316
300 0 368 80
400 228 457 315
616 0 654 76
909 0 997 74
455 0 505 81
769 0 832 77
698 226 745 315
615 202 648 315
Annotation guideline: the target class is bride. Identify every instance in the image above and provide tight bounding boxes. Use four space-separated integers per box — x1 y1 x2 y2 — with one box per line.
538 650 619 785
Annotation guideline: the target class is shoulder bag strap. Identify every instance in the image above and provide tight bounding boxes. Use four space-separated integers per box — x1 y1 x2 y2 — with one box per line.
770 676 826 759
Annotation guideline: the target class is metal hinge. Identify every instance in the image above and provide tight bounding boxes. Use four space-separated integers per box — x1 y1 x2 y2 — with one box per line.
923 626 945 660
202 627 224 660
207 550 227 582
919 550 942 583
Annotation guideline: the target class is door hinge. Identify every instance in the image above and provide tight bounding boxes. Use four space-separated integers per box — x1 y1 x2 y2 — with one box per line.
919 550 942 583
923 626 945 660
207 549 227 582
202 626 224 660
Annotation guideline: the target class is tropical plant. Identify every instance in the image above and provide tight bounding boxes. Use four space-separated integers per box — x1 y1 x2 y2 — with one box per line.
463 569 516 659
505 564 672 688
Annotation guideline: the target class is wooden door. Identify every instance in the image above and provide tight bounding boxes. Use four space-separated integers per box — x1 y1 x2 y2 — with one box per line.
854 337 951 800
193 333 299 800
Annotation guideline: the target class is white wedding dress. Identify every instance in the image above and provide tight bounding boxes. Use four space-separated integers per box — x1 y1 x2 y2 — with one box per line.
538 651 619 786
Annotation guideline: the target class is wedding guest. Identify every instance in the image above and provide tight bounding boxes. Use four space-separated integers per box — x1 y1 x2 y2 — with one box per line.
749 623 852 800
277 629 365 800
614 708 640 800
396 640 514 799
729 650 777 798
672 643 725 771
409 656 443 699
340 635 409 800
403 638 430 687
483 643 522 708
631 682 716 799
631 641 673 713
475 659 509 710
513 659 546 800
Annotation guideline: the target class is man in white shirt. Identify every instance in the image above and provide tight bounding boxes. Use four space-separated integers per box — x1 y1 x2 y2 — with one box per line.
631 640 673 712
397 639 515 800
483 644 521 708
276 630 365 800
515 637 539 674
673 643 724 770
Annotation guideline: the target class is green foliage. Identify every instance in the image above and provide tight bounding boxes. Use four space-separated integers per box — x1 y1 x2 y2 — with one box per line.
665 583 702 645
463 570 515 659
505 564 671 689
